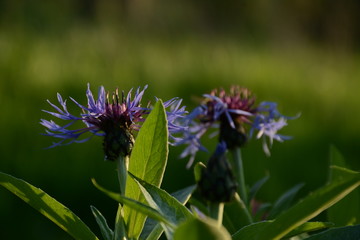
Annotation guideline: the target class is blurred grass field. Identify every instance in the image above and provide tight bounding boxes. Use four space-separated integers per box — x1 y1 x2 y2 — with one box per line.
1 3 360 239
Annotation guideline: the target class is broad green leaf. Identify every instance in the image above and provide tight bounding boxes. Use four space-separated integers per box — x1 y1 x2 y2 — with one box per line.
140 185 197 240
124 100 169 239
130 173 194 239
0 172 98 240
232 221 332 240
173 217 232 240
92 179 174 228
223 193 253 234
327 146 360 226
305 224 360 240
268 183 304 219
253 170 360 240
90 206 114 240
249 175 269 203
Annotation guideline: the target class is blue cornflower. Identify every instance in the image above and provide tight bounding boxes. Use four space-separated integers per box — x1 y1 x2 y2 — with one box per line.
250 102 297 156
175 86 256 167
176 86 297 167
41 84 187 161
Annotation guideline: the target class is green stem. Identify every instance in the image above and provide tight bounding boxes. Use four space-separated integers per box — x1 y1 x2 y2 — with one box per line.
209 202 224 226
231 147 248 205
115 155 129 240
117 155 129 195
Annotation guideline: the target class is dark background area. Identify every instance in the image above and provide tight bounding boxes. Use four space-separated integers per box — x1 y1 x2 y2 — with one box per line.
1 1 360 239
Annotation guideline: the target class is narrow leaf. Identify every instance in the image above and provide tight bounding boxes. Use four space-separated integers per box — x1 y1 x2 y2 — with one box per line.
141 185 197 240
91 179 173 228
284 222 333 238
249 175 270 202
114 204 127 240
328 146 360 226
223 193 253 234
232 221 332 240
130 173 193 224
253 170 360 240
124 100 169 239
268 183 304 219
173 217 232 240
305 224 360 240
130 173 194 239
90 206 114 240
0 172 98 240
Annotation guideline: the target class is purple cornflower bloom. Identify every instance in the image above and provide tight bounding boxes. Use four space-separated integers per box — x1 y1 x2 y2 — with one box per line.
176 86 297 167
41 84 188 161
175 86 256 167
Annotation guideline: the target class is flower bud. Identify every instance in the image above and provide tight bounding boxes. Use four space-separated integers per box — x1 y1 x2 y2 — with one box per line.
197 143 237 203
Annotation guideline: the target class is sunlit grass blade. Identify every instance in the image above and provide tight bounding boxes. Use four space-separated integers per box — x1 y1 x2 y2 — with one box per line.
124 100 169 239
90 206 114 240
0 172 99 240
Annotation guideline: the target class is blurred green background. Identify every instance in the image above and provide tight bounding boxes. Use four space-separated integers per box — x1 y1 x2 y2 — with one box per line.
1 1 360 239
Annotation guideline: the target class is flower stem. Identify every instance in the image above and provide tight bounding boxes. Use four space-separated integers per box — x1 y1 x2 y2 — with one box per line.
208 202 224 226
231 147 248 205
115 155 129 240
117 155 129 195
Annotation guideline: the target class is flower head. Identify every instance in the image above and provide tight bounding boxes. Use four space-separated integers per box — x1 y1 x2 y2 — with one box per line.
176 86 297 167
41 84 188 161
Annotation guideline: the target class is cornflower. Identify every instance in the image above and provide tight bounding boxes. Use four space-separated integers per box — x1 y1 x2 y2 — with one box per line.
176 86 296 167
41 84 187 161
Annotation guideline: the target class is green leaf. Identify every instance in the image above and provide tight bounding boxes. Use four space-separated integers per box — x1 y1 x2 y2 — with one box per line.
268 183 304 219
194 162 206 182
140 185 197 240
285 222 333 238
232 221 332 240
124 100 169 239
327 146 360 226
305 224 360 240
0 172 99 240
91 179 174 228
90 206 114 240
249 175 269 203
253 169 360 240
130 173 194 239
114 204 127 240
232 221 270 240
223 193 253 234
173 217 232 240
